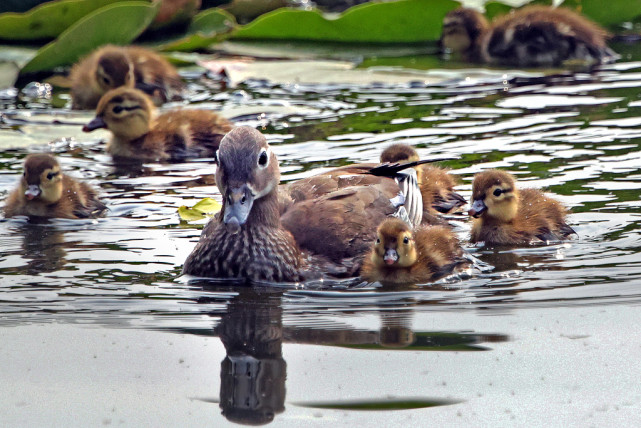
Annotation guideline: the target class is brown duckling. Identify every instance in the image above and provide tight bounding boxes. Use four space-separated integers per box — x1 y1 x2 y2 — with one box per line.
183 126 303 282
82 87 233 162
441 6 617 67
69 44 184 110
468 169 575 245
380 143 465 219
4 154 106 219
360 217 465 286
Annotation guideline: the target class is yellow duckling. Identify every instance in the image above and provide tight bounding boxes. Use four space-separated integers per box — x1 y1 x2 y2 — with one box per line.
69 44 184 110
82 87 233 162
360 217 465 286
4 154 106 219
468 169 575 245
380 143 465 220
441 6 617 67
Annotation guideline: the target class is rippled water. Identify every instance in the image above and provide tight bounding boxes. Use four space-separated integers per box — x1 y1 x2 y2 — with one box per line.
1 44 641 425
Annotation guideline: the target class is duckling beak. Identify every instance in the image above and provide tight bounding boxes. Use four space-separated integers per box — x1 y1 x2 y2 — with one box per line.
82 116 107 132
24 184 41 200
223 185 254 234
468 199 487 218
384 249 399 265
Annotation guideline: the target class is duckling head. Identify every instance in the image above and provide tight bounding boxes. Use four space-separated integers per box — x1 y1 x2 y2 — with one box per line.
469 170 519 222
216 126 279 234
380 143 420 164
21 154 63 204
94 47 134 93
82 87 155 140
441 8 489 55
372 218 418 268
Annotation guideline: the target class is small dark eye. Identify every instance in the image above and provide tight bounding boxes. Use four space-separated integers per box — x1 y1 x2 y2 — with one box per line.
103 77 110 85
403 236 410 244
47 172 56 180
493 188 503 197
112 105 123 114
258 151 268 167
375 238 380 244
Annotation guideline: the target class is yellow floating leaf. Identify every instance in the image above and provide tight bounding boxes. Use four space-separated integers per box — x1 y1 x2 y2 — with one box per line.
192 197 222 214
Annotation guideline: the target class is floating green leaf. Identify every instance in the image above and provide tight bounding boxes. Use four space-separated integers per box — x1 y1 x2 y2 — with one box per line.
20 1 159 74
232 0 461 43
579 0 641 27
0 0 143 41
293 397 460 411
178 198 222 222
157 8 236 52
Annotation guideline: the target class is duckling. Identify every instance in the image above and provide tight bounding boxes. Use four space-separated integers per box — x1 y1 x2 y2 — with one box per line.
360 217 465 286
69 44 184 110
468 169 575 245
4 154 106 219
184 127 427 281
441 6 617 67
183 126 303 282
380 143 465 220
82 87 233 162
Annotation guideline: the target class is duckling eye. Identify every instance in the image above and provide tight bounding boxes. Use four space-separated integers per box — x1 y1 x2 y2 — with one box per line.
403 236 410 244
493 188 503 197
102 76 110 85
112 105 123 114
375 238 380 244
47 171 58 180
258 150 268 168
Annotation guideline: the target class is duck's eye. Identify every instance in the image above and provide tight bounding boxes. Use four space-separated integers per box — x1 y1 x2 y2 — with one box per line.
102 77 110 85
403 236 410 244
258 150 268 167
112 105 123 114
47 171 58 180
375 238 380 244
493 188 503 197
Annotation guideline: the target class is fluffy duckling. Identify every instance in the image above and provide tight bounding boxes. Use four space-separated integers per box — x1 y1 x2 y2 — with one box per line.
82 87 233 162
360 217 465 286
380 143 465 219
183 127 303 282
4 154 106 219
69 44 184 110
441 6 617 67
468 169 575 245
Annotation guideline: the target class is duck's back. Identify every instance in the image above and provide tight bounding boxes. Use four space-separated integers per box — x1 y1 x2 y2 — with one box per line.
482 6 615 66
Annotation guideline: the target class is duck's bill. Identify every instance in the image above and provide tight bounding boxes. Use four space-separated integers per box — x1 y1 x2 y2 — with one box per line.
24 184 41 200
82 116 107 132
384 249 399 265
468 199 486 218
223 185 254 234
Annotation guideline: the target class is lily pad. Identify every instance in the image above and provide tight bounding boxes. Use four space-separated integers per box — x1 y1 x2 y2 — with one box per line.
178 197 222 221
157 8 236 52
0 0 131 41
231 0 461 43
20 1 159 74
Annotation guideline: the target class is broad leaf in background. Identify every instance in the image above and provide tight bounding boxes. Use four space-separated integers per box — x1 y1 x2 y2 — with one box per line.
157 8 236 51
232 0 460 43
579 0 641 27
20 1 159 74
178 198 222 222
0 0 128 41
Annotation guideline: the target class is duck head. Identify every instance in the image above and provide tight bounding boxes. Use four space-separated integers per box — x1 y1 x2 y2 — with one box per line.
21 154 63 204
380 143 420 164
372 218 418 268
216 127 280 234
83 87 155 140
469 169 519 222
440 8 489 55
94 47 135 93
